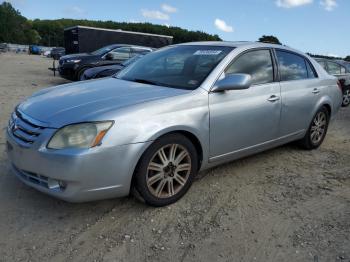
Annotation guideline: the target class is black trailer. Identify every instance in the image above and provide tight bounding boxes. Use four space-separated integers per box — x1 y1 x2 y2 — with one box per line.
64 26 173 54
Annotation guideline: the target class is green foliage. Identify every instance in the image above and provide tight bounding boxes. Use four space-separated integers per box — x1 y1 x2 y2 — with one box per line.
345 56 350 62
0 2 40 44
258 35 282 45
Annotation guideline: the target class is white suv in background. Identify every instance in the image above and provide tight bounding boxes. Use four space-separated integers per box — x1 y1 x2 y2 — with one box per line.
316 58 350 107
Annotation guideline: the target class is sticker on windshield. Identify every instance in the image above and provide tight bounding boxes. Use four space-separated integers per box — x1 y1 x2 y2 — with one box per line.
193 50 222 56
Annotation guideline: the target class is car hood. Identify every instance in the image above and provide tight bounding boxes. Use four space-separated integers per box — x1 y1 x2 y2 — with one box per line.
18 78 191 128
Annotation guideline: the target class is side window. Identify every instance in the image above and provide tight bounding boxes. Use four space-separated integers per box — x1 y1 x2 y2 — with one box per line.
276 50 308 81
108 47 131 61
306 60 317 79
318 61 327 70
225 49 274 85
340 65 346 74
132 48 151 55
327 62 341 75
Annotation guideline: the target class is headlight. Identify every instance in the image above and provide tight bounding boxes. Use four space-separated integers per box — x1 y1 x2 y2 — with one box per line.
66 59 81 63
47 122 113 149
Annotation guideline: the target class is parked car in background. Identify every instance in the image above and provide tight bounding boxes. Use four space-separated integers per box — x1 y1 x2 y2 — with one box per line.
50 47 65 60
58 44 153 81
0 43 7 52
316 58 350 107
28 45 41 55
6 42 342 206
43 50 51 57
80 54 146 81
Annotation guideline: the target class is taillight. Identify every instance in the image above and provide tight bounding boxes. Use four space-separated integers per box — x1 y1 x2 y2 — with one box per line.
337 80 343 91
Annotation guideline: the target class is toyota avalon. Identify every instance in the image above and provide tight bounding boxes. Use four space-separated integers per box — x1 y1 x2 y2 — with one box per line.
6 42 342 206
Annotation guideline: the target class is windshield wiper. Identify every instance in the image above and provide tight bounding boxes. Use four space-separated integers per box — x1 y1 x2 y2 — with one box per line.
132 78 160 86
118 77 179 89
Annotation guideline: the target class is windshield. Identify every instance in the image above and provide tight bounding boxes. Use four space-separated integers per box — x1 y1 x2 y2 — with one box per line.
116 45 234 90
121 54 144 66
90 45 117 56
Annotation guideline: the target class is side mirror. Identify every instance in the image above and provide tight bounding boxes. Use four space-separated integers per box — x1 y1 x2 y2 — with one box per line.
212 73 252 92
105 53 114 60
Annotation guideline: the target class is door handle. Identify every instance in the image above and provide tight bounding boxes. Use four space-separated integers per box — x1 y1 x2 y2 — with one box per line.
312 88 320 94
267 95 280 102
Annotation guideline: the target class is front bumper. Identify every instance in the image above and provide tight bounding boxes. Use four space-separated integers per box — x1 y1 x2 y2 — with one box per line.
58 63 78 81
6 128 151 202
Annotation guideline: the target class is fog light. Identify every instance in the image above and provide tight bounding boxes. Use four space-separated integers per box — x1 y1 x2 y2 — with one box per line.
47 178 66 190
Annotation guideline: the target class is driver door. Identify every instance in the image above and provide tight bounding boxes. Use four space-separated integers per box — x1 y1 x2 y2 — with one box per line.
209 49 281 160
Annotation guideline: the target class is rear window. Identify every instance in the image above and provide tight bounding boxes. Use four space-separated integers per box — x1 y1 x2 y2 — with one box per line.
276 51 308 81
306 61 317 78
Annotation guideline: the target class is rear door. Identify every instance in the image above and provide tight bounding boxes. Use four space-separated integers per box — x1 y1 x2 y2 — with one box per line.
209 49 281 159
275 50 320 137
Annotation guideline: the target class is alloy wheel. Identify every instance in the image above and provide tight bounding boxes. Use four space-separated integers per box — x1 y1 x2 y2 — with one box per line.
310 111 327 144
146 144 191 199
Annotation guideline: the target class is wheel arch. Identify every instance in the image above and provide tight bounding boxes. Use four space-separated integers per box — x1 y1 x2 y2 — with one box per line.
75 65 93 80
129 129 205 193
313 95 333 120
322 103 332 116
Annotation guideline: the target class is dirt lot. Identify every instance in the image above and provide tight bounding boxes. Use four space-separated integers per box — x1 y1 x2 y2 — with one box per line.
0 53 349 262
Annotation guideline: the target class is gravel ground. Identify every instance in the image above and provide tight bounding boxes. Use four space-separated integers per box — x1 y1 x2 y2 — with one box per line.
0 53 349 262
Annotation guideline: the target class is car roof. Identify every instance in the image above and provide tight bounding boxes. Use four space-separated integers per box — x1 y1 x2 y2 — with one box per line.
108 44 153 50
177 41 307 55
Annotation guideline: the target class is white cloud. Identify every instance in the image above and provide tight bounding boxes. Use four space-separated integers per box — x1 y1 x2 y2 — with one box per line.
161 4 177 13
276 0 313 8
141 9 169 20
64 6 86 16
214 18 234 33
320 0 337 11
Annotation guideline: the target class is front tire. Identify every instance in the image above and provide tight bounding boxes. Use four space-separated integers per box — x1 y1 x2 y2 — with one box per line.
298 106 330 150
134 134 198 207
76 67 91 81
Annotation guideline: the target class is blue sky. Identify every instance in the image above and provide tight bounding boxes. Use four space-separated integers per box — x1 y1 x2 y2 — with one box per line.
4 0 350 57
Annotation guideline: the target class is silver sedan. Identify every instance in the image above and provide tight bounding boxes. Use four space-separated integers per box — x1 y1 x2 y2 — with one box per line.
6 42 343 206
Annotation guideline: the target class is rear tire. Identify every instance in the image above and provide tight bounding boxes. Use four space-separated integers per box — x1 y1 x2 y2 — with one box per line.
298 106 330 150
134 134 198 207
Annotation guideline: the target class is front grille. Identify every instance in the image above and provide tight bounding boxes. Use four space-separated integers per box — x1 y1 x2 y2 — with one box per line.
8 110 46 147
